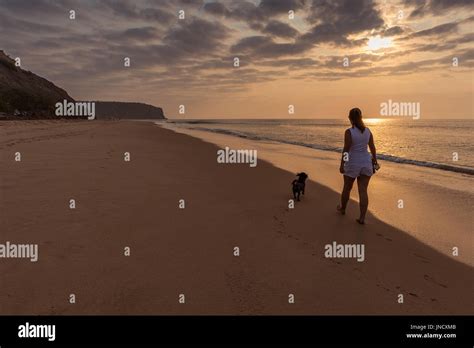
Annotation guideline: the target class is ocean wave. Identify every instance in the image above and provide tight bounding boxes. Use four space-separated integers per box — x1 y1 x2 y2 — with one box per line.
177 125 474 176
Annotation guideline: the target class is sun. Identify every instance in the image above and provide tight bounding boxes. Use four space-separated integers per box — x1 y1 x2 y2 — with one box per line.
367 35 393 51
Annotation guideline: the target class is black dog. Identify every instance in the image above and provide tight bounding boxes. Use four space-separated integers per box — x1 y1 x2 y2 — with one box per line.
292 172 308 201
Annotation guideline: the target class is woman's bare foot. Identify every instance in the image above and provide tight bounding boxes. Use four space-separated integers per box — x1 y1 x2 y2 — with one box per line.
356 218 365 225
336 205 345 215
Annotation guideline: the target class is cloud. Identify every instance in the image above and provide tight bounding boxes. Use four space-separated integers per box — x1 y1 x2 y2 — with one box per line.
306 0 383 29
301 0 384 46
230 35 312 58
203 1 265 22
406 0 474 18
0 11 65 35
383 26 405 37
202 1 229 16
258 0 307 15
0 0 70 16
262 20 299 38
0 0 471 104
203 0 306 28
106 27 160 42
228 0 385 58
163 18 230 54
258 57 318 68
407 22 459 38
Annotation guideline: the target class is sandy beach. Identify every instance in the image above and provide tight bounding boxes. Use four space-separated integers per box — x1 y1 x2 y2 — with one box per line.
0 120 472 315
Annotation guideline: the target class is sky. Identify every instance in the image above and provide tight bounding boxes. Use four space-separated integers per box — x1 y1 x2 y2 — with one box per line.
0 0 473 119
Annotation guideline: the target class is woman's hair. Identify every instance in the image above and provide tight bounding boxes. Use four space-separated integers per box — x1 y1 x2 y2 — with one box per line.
348 108 365 132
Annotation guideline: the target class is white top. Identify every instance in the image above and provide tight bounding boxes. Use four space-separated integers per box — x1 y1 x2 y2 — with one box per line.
348 126 372 166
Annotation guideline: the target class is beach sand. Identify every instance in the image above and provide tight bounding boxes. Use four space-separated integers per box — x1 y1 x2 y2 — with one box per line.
0 120 472 315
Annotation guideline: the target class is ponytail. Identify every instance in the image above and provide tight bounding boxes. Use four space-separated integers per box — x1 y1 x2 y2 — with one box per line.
349 108 365 132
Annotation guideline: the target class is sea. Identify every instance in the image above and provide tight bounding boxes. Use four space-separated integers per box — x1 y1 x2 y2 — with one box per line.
165 118 474 175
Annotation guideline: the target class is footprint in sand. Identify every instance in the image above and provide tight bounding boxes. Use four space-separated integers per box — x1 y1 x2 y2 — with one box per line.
424 274 448 288
414 253 431 264
376 232 392 241
375 282 390 292
273 215 286 235
414 253 429 260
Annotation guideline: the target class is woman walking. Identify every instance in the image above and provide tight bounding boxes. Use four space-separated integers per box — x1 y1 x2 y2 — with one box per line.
337 108 378 224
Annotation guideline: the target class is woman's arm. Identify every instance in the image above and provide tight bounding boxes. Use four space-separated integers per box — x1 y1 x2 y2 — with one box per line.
368 132 377 163
340 129 351 173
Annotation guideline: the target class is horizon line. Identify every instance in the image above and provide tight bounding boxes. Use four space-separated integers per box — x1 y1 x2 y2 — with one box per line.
165 116 474 120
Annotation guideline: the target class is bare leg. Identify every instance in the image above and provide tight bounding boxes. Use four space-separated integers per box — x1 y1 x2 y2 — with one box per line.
356 175 371 223
338 175 355 214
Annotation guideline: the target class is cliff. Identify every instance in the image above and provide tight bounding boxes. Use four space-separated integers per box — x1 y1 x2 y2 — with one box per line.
0 50 74 117
93 101 166 119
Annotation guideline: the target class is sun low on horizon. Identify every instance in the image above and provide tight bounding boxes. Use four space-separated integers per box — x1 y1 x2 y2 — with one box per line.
0 0 472 119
